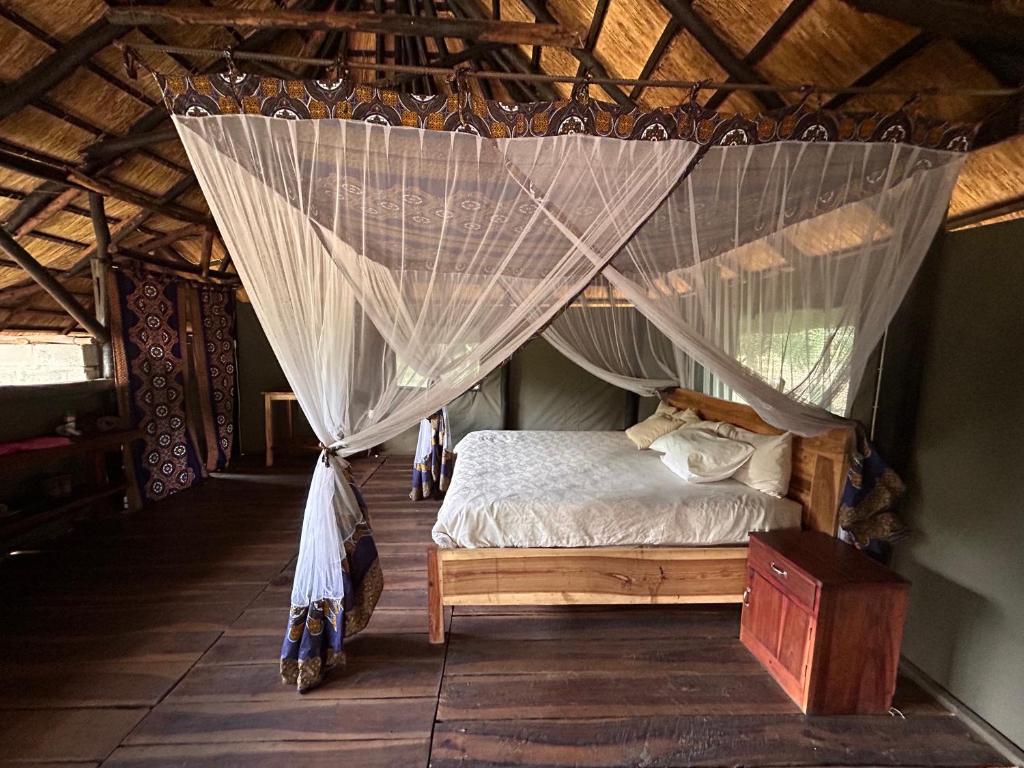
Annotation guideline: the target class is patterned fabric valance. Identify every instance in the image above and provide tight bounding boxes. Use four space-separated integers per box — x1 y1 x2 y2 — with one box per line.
157 73 976 151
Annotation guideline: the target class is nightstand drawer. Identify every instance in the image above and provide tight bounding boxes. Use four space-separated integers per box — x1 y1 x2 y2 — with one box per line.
749 537 817 611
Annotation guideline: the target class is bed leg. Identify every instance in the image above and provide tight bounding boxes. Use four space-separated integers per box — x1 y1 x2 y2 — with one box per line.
427 545 445 645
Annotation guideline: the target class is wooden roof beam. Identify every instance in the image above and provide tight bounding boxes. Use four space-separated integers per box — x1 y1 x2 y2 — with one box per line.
946 193 1024 231
574 0 611 78
445 0 557 101
2 9 305 240
825 32 934 110
630 19 681 103
0 19 130 122
703 0 813 110
83 129 182 161
0 227 108 342
0 6 159 110
844 0 1024 52
518 0 634 107
107 5 585 48
133 224 201 255
657 0 785 111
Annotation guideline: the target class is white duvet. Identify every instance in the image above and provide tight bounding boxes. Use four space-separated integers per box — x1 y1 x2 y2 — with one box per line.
431 430 802 549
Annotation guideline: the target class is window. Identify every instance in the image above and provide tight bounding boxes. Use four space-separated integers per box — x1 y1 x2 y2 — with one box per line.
0 339 102 386
736 311 855 416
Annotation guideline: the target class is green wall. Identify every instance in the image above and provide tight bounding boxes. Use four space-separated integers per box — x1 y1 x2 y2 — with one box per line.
0 379 115 444
235 303 632 457
0 379 118 509
878 219 1023 747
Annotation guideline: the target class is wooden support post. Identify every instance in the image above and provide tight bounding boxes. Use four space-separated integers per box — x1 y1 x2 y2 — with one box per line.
0 227 109 343
88 192 114 377
200 228 214 279
427 545 446 644
264 393 275 467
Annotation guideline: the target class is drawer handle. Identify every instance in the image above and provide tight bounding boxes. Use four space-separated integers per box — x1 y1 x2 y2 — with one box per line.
742 586 751 607
769 561 788 578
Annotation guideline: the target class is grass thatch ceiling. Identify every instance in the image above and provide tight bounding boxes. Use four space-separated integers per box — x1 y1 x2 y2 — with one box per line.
0 0 1021 336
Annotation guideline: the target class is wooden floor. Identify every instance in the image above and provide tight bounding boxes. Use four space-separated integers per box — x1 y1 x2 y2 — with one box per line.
0 456 1010 768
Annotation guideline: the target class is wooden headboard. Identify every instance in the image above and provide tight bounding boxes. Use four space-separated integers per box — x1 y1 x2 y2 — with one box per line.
660 388 853 536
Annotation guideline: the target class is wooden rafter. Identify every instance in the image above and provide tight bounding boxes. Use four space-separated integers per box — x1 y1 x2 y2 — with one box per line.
83 129 183 161
445 0 557 101
657 0 784 111
844 0 1024 51
133 225 201 254
630 19 682 103
574 0 610 79
108 5 585 48
824 32 934 110
0 6 159 111
946 193 1024 230
0 20 130 122
703 0 813 110
0 227 108 342
2 9 308 256
518 0 634 107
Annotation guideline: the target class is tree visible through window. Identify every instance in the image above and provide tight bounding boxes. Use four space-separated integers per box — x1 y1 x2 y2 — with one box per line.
736 310 856 416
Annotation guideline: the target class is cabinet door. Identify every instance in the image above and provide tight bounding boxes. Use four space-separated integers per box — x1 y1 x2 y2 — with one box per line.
742 567 814 709
742 568 785 656
776 598 812 684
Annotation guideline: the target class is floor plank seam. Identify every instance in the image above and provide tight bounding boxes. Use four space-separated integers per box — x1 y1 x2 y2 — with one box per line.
424 608 454 768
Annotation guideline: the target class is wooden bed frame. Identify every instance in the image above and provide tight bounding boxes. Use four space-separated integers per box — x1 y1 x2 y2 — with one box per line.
426 388 853 644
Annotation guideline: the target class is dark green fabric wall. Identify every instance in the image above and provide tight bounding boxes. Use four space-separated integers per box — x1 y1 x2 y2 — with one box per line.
876 220 1023 747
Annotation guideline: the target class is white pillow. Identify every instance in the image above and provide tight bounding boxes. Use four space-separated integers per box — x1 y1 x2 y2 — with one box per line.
715 424 793 497
648 420 725 453
624 414 681 450
656 428 754 484
654 402 700 424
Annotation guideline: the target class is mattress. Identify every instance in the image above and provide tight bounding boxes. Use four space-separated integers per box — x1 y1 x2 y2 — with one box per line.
431 430 803 549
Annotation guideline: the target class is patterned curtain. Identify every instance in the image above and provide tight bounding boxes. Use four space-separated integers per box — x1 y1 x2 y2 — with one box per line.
187 284 238 472
109 267 206 502
410 407 454 501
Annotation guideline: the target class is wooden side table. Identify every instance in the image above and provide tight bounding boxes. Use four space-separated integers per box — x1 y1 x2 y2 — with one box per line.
263 391 297 467
740 529 909 715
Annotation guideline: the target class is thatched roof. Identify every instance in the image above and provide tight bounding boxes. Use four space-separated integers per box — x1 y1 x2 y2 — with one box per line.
0 0 1021 336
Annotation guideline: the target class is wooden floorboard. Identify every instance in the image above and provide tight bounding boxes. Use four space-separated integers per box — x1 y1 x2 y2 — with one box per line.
431 715 1005 767
0 454 1011 767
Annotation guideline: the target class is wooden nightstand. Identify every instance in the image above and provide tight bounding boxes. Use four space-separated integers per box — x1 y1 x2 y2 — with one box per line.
740 530 910 715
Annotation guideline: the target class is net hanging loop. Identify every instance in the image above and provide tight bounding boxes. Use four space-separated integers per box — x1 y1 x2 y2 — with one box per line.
223 48 241 81
448 66 472 128
795 84 818 113
688 79 710 110
571 69 593 105
328 50 351 85
899 91 924 116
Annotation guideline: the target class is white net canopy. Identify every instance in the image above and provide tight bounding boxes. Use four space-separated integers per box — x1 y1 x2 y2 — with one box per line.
165 75 968 611
548 141 964 433
175 114 699 604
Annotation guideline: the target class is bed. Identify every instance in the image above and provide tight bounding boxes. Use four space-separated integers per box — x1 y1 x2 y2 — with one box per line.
426 388 853 643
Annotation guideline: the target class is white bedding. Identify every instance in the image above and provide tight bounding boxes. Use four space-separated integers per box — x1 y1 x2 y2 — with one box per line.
431 430 802 549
